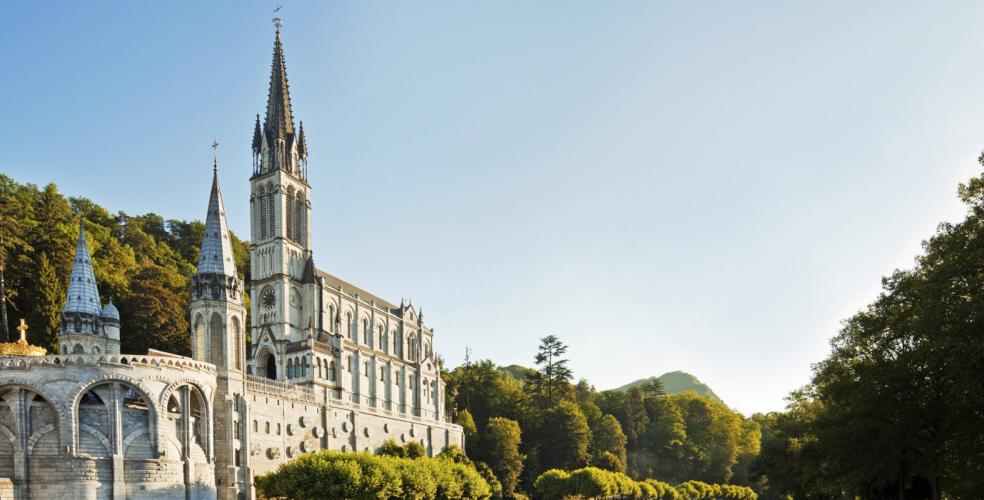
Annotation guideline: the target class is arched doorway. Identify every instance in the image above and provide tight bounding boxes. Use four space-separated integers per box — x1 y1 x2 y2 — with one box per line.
258 350 277 380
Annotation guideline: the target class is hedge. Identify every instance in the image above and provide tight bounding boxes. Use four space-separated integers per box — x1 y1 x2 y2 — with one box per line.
533 468 757 500
255 449 493 500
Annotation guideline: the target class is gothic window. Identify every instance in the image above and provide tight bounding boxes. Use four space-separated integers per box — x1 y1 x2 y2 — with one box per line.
232 316 242 371
329 361 337 381
286 186 295 240
267 186 276 238
346 312 354 340
209 313 224 366
302 356 309 377
259 187 268 239
362 319 369 344
328 305 336 333
294 191 304 244
378 326 385 352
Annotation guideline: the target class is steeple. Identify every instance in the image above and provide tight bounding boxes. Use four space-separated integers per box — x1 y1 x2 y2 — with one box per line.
256 20 305 179
251 114 262 171
265 28 295 141
196 166 237 278
63 223 101 317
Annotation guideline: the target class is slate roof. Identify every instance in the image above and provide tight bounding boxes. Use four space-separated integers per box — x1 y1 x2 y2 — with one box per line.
63 224 102 316
196 165 238 277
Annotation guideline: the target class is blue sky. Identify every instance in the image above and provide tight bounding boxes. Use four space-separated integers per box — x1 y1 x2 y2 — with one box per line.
4 1 984 415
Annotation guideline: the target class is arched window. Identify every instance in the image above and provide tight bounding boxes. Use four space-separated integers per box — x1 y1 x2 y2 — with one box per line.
285 186 295 240
378 326 385 352
328 305 336 333
232 316 242 371
329 361 337 381
294 191 304 244
73 343 84 354
302 356 309 377
209 313 224 366
259 186 268 239
346 312 353 340
193 313 206 361
362 319 369 344
267 186 276 238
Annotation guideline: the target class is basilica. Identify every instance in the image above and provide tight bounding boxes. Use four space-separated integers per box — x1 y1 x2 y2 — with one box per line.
0 20 462 500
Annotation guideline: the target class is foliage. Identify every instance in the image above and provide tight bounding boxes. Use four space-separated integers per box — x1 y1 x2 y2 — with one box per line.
482 417 525 496
0 174 249 354
256 449 493 500
527 335 573 408
751 156 984 497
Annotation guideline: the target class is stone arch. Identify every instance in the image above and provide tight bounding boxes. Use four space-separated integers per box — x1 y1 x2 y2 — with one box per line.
72 343 84 354
26 423 56 455
0 382 69 450
256 348 277 380
70 375 159 455
78 423 111 457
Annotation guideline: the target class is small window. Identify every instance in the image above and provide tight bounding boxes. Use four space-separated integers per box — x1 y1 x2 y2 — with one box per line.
277 423 282 435
253 420 258 432
265 422 270 434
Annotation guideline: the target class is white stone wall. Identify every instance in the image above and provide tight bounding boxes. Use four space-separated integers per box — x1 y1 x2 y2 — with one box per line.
0 354 218 500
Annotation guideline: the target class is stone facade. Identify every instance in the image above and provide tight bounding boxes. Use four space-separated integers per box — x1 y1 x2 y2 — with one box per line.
0 21 462 500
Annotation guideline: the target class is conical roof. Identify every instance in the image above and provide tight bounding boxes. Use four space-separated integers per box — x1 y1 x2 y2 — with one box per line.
196 165 238 277
264 29 295 142
63 224 101 316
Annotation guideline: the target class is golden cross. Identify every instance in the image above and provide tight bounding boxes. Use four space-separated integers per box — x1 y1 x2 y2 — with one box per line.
16 319 27 342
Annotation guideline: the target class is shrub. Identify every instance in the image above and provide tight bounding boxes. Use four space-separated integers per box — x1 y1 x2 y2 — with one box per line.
255 449 493 500
404 441 427 459
377 438 406 458
532 469 570 500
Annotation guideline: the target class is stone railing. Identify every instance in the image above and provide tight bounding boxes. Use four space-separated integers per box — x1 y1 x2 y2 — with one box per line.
0 354 216 373
246 374 317 403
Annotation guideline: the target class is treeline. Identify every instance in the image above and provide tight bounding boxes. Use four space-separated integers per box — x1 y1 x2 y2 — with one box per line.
444 336 760 498
749 161 984 498
0 174 249 354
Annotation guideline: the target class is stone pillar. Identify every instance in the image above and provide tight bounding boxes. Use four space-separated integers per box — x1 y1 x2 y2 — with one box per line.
111 383 125 500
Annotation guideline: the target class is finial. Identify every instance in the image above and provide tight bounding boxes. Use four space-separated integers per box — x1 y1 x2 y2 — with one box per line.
273 0 283 31
211 138 220 172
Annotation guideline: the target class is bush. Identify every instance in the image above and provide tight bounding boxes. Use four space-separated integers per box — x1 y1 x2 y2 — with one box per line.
532 469 569 500
404 441 427 459
378 438 406 458
255 449 494 500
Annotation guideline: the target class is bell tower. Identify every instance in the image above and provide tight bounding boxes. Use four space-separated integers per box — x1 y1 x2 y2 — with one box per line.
247 20 315 381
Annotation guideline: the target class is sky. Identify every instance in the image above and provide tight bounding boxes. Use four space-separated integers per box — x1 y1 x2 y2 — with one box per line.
4 1 984 415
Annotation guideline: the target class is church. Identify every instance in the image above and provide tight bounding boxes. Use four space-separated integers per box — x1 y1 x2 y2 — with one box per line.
0 19 463 500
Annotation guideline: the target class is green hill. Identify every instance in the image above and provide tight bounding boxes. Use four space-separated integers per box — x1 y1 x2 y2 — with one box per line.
497 364 535 381
613 371 723 403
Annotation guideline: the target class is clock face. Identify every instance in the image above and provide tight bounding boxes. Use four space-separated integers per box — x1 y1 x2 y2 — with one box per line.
262 288 276 309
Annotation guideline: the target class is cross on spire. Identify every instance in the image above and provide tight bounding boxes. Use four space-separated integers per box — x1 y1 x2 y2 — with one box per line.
211 138 220 172
273 0 283 31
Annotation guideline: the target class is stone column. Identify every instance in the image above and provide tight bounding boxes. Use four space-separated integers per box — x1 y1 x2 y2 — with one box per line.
111 383 125 500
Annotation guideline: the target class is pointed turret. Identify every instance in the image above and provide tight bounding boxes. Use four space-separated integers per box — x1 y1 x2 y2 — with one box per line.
197 166 237 278
297 121 308 160
63 224 101 317
252 114 263 156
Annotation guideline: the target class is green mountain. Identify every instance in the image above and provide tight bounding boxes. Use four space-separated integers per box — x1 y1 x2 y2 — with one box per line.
613 371 723 403
497 364 535 381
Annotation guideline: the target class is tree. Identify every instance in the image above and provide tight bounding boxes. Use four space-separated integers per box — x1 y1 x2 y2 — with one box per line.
458 409 479 451
533 400 591 474
120 265 190 356
529 335 573 407
590 414 628 473
482 417 525 496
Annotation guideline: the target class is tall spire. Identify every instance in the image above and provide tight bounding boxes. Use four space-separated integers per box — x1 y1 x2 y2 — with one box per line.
197 165 237 278
264 28 295 146
63 223 101 317
297 120 308 160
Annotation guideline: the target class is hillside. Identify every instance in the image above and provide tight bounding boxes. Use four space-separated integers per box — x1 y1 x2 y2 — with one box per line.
613 371 723 403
